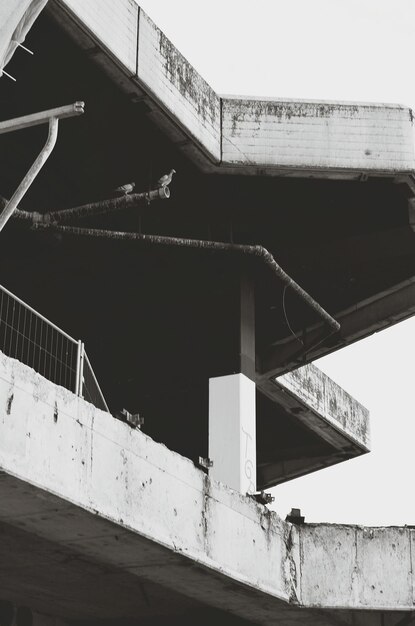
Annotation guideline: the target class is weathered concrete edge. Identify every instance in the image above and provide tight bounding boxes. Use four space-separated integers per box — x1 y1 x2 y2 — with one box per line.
135 8 221 162
50 0 222 166
221 98 415 173
299 523 415 610
50 0 415 176
222 93 414 109
0 352 413 611
276 363 370 451
0 351 299 606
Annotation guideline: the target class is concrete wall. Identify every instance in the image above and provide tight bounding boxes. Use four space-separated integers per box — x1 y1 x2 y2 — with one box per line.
56 0 415 176
0 351 413 614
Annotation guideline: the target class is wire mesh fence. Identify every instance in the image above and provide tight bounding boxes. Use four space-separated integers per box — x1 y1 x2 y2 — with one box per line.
0 284 78 390
0 283 109 413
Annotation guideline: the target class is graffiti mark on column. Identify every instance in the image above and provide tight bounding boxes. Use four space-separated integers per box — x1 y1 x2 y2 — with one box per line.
242 425 255 493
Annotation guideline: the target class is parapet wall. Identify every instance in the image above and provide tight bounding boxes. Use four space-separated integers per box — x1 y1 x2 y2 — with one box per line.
0 351 414 615
0 351 299 608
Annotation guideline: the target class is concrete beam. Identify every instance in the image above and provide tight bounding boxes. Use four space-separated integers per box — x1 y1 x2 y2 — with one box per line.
0 350 301 622
275 363 370 452
0 352 413 623
257 363 369 487
221 97 415 175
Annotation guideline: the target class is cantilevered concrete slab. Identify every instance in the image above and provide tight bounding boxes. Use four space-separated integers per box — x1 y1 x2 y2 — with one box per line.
49 0 415 178
258 363 369 487
0 353 411 626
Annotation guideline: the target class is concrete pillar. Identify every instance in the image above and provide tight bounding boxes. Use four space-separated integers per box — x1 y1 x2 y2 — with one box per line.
208 272 256 494
209 373 256 493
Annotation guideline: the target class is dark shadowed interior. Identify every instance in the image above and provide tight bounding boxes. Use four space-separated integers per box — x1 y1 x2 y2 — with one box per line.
1 9 413 485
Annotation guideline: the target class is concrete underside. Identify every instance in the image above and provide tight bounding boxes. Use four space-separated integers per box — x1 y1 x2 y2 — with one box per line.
0 353 413 625
1 476 413 626
260 363 369 487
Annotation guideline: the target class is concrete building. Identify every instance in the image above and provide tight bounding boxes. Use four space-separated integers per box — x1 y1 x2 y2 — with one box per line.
1 2 415 624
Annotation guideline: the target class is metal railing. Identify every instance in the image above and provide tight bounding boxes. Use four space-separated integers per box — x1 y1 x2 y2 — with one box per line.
79 347 109 413
0 283 109 412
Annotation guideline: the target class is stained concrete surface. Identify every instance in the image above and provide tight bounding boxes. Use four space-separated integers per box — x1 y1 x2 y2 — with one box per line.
0 352 414 625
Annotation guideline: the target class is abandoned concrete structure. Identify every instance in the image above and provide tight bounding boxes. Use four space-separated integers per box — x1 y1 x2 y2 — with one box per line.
1 1 415 625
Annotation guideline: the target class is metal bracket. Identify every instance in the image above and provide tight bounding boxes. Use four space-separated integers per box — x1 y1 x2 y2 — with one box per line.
0 102 84 232
198 457 213 470
285 508 305 524
117 408 144 429
251 491 275 505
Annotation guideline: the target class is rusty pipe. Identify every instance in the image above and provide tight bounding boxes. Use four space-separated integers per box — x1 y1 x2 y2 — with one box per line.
31 223 340 333
43 186 170 223
3 187 170 224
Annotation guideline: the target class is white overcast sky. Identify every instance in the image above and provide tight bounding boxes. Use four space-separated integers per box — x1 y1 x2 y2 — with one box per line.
138 0 415 526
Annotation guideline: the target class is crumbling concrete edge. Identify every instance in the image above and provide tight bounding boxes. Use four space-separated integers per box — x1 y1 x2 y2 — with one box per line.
0 351 300 607
0 351 414 612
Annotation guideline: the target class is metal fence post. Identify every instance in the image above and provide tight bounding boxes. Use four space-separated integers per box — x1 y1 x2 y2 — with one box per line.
75 340 85 397
75 340 81 396
79 342 85 398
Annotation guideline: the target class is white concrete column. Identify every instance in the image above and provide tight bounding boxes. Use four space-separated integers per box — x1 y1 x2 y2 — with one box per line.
208 373 256 494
